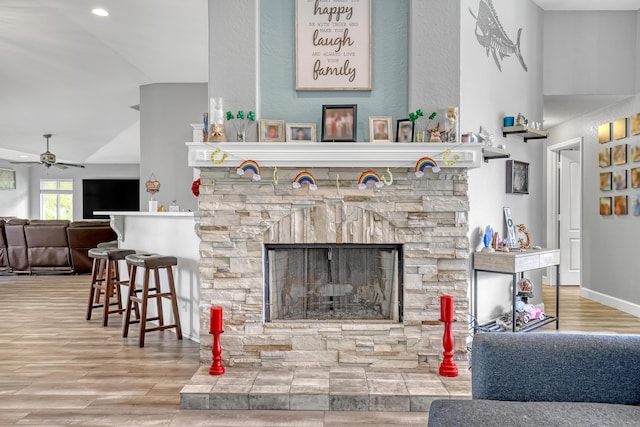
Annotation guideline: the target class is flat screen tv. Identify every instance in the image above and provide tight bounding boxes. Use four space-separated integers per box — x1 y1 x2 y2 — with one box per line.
83 179 140 219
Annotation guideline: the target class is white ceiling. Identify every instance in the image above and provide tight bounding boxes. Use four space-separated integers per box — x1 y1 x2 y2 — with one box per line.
0 1 637 166
0 0 208 165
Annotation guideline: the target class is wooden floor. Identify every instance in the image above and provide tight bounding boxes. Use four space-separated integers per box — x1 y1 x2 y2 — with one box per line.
0 276 639 426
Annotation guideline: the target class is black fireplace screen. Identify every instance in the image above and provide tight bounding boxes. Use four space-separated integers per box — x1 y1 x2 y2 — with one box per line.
265 244 402 321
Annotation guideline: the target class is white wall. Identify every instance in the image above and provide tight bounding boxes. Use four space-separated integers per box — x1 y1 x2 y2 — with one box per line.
27 164 139 220
546 95 640 315
140 83 206 213
462 0 546 322
0 160 30 218
544 11 637 96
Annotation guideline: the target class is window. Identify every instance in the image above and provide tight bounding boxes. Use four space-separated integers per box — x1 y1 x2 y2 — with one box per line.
40 179 73 220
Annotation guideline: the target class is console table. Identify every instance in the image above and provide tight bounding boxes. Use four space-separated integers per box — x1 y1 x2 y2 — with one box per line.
473 248 560 333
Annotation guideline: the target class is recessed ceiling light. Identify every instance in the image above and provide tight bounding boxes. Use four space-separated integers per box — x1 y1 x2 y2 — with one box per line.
19 155 28 158
92 8 109 17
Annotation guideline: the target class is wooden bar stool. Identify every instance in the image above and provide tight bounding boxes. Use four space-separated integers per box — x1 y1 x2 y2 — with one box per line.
123 254 182 347
89 241 119 305
86 247 135 326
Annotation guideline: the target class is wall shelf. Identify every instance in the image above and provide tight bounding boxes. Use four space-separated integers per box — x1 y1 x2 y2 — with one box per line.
482 146 510 162
502 125 549 142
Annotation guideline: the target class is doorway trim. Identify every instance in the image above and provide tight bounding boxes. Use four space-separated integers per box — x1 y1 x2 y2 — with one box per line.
545 137 582 286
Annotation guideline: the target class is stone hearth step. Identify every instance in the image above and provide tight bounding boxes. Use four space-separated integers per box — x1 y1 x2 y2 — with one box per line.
180 365 470 412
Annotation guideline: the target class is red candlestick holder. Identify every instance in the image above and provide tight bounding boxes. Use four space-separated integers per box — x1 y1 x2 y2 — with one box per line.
439 295 458 377
209 306 225 375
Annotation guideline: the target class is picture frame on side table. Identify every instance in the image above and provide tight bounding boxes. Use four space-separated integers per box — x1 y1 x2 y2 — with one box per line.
396 119 414 142
369 116 392 143
506 160 529 194
321 104 357 142
286 123 316 142
259 120 285 142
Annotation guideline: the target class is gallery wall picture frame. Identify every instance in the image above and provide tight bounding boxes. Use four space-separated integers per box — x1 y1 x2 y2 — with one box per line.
613 169 627 190
631 113 640 136
631 146 640 163
613 144 627 165
634 195 640 216
286 123 316 142
599 147 612 168
259 119 285 142
506 160 529 194
600 172 612 191
614 195 628 215
295 0 372 91
598 122 611 144
395 119 414 142
0 168 16 190
369 116 392 143
321 104 357 142
613 117 628 140
600 197 612 216
631 167 640 189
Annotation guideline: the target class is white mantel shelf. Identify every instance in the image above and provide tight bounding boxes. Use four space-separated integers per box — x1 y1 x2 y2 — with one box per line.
186 142 484 169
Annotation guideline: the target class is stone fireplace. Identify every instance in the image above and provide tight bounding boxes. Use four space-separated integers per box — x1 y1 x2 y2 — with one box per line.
188 143 481 368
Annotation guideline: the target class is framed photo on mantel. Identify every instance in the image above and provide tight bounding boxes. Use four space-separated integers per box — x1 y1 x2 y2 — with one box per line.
295 0 372 91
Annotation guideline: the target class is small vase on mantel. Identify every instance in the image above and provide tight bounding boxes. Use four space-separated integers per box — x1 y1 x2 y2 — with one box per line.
237 130 246 142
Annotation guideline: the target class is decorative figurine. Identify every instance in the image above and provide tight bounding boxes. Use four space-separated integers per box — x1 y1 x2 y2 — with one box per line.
482 226 495 252
517 224 531 249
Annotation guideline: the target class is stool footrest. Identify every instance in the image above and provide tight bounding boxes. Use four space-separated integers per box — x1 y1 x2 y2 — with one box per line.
146 324 179 333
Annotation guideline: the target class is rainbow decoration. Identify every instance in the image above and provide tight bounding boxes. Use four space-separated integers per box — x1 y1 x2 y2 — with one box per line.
236 160 261 181
414 157 441 177
358 170 384 190
292 171 317 190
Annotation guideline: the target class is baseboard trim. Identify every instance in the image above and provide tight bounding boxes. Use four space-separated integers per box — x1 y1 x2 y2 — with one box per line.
581 287 640 318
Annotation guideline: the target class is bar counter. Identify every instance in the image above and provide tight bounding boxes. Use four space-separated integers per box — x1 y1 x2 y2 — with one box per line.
95 211 200 341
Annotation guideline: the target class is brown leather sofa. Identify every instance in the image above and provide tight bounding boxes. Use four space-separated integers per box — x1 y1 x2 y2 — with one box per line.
0 219 9 273
1 218 116 274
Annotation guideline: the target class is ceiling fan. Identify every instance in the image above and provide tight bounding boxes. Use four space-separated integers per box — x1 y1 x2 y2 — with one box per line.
10 134 85 169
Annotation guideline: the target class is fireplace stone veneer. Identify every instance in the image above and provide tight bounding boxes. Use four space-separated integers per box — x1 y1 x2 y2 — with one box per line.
195 163 471 368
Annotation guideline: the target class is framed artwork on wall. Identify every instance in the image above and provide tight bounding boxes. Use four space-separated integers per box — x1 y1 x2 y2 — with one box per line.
598 122 611 144
369 116 392 143
631 146 640 162
506 160 529 194
631 167 640 189
614 195 628 215
286 123 316 142
600 172 612 191
613 144 627 165
613 169 627 190
600 197 612 216
631 113 640 136
599 147 612 168
613 117 628 140
634 195 640 216
321 104 357 142
295 0 372 91
0 168 16 190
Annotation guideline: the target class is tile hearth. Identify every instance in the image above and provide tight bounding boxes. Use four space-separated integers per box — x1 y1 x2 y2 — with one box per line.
180 364 471 412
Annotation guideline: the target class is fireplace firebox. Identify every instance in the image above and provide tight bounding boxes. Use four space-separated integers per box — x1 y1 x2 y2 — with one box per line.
265 244 403 322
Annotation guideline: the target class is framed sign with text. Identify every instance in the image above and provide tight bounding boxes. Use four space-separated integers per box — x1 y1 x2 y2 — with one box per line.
296 0 371 91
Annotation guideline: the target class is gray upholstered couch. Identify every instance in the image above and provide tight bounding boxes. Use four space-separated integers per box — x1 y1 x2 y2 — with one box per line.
428 333 640 426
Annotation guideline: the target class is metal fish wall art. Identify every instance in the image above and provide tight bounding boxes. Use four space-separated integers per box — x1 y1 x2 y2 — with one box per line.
469 0 528 72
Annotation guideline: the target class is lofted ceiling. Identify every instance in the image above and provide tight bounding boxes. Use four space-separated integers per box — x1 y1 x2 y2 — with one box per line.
0 1 637 166
0 0 208 165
